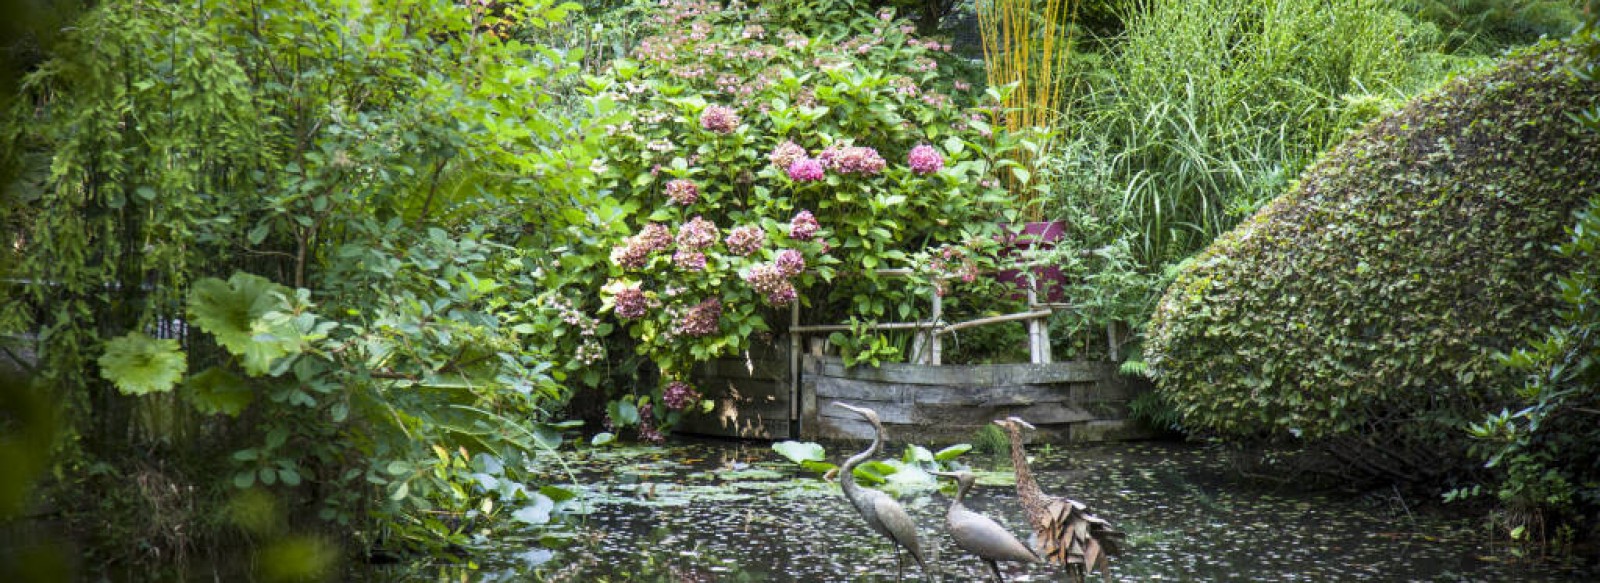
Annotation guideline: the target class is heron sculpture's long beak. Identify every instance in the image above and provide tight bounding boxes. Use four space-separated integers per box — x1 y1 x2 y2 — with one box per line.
928 470 960 479
1007 416 1037 430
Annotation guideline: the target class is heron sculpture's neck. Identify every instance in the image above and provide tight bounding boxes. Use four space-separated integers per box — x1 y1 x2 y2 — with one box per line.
840 419 882 499
952 476 973 509
1005 424 1044 502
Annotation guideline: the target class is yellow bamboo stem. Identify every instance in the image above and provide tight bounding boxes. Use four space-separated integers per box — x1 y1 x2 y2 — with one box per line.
977 0 1078 221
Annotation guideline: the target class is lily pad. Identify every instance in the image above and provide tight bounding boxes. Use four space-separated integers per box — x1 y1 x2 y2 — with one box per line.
772 440 826 464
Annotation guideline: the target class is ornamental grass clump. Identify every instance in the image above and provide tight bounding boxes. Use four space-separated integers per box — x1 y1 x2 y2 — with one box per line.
588 0 1010 436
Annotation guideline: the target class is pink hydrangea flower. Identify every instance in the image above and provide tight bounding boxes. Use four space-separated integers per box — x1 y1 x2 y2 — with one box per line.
725 226 766 256
819 145 886 175
673 249 707 271
663 380 700 411
766 280 797 306
637 223 673 252
787 158 825 182
678 297 722 336
610 242 649 269
677 216 719 250
700 105 740 134
768 140 807 171
665 179 700 205
775 249 806 276
744 263 797 306
789 210 820 241
908 144 944 175
614 285 648 319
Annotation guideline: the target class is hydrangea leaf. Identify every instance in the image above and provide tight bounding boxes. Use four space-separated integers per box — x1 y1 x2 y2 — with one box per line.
98 332 187 396
185 366 254 416
187 272 302 376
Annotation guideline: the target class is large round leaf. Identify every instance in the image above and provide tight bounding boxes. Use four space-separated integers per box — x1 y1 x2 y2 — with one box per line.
184 367 254 416
187 272 301 376
98 332 187 395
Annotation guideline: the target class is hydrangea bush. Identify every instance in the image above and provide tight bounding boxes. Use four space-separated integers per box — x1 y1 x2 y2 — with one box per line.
585 0 1010 436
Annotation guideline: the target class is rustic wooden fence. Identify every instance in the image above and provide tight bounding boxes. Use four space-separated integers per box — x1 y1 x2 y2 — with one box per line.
682 270 1152 443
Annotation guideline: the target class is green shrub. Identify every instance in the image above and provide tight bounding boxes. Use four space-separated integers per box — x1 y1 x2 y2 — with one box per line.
1452 18 1600 551
1 0 596 562
1144 43 1600 483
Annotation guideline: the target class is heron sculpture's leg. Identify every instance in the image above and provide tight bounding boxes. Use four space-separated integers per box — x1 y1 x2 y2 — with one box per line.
893 545 904 582
986 559 1005 583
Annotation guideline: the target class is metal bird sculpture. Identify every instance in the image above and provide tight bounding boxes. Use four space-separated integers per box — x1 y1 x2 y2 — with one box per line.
835 402 930 581
993 416 1125 582
930 470 1042 582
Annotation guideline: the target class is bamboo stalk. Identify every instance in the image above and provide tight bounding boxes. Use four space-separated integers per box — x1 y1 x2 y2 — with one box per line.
940 310 1054 334
977 0 1079 220
789 321 939 333
1027 285 1044 363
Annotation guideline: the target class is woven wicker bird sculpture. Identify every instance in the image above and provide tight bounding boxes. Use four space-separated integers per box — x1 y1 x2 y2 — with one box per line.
835 402 929 581
930 470 1042 582
993 416 1125 582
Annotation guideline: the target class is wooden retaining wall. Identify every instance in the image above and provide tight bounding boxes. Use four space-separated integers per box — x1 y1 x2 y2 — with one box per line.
678 338 1154 444
676 338 793 439
800 356 1153 444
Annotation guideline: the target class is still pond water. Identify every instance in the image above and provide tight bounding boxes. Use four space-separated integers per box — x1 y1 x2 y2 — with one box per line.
374 438 1594 582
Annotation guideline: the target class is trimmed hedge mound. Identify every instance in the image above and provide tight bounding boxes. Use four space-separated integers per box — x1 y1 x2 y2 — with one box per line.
1145 42 1600 482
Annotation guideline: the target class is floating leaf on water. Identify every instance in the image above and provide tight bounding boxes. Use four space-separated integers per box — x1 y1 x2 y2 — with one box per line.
934 443 973 461
513 493 556 525
800 460 837 475
772 441 827 464
541 484 578 503
903 444 934 464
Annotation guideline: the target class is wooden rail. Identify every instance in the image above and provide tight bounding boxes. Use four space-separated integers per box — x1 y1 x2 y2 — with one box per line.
786 268 1069 367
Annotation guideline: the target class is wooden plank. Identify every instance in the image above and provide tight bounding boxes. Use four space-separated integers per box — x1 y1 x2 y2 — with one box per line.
990 362 1110 384
809 415 878 441
800 377 819 436
695 379 789 411
698 378 783 398
1070 375 1151 403
694 358 789 381
906 383 1073 407
813 376 905 401
813 357 1109 385
1008 401 1098 424
816 397 919 424
817 358 996 385
678 413 791 440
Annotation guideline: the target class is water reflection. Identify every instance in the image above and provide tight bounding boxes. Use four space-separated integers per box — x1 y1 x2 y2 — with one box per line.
371 439 1597 582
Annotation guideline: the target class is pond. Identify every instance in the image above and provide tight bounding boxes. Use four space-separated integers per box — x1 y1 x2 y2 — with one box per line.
376 438 1596 582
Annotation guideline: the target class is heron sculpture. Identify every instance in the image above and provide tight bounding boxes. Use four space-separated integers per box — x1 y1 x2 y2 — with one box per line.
835 402 929 581
993 416 1125 582
930 470 1042 582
